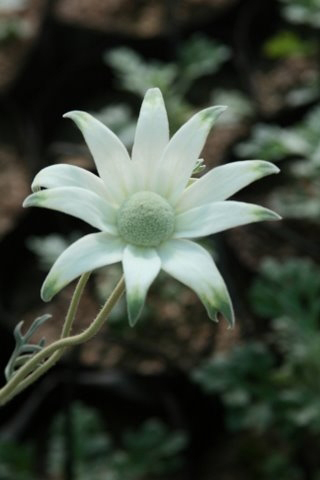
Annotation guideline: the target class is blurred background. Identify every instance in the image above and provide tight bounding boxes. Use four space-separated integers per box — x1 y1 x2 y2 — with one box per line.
0 0 320 478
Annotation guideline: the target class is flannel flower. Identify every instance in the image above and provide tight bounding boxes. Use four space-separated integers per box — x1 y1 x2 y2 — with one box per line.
23 88 280 327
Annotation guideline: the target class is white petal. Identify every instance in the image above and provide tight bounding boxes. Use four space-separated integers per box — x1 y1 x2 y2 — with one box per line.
175 160 280 212
63 111 135 205
41 233 124 301
23 186 117 233
158 239 234 326
31 164 108 199
122 245 161 326
174 201 281 238
153 106 226 202
132 88 169 188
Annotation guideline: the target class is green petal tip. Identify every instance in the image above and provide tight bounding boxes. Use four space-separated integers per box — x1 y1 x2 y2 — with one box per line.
220 300 235 329
201 292 235 328
40 278 58 303
22 193 42 208
217 297 235 329
256 207 282 221
63 110 89 128
144 87 163 104
40 289 53 303
127 292 144 327
200 105 228 126
255 160 280 175
22 196 30 208
31 183 41 193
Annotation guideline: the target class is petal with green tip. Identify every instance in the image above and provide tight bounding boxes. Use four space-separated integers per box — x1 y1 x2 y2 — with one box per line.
132 88 169 187
174 200 281 239
153 105 227 202
41 232 124 301
63 111 135 205
31 164 109 199
158 239 234 327
23 186 117 233
122 245 161 326
175 160 280 212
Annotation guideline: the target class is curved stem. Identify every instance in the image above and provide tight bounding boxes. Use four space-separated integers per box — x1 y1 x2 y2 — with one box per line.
61 271 92 338
5 272 91 402
0 275 125 406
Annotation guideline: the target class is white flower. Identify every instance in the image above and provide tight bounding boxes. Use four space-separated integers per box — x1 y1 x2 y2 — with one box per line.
23 88 280 327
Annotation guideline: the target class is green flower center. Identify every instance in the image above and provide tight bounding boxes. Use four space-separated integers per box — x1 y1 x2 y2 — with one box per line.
117 191 175 247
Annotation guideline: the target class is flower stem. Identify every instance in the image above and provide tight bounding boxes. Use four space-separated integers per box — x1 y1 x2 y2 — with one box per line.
4 272 91 402
61 271 92 337
0 275 125 406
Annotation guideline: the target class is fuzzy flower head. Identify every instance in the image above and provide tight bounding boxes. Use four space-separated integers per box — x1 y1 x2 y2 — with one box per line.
24 88 280 326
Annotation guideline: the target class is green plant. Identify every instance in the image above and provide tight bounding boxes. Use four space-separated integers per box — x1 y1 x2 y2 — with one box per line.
0 0 31 43
279 0 320 27
193 257 320 477
236 104 320 220
210 89 254 125
48 402 112 479
290 104 320 169
263 30 317 59
0 441 34 480
192 342 276 432
93 104 136 147
105 48 178 98
0 17 30 43
49 402 188 480
235 123 306 161
251 258 320 389
260 452 303 480
105 35 231 131
250 257 320 325
270 105 320 219
177 34 231 91
26 233 81 271
285 76 320 107
0 0 27 11
106 419 187 480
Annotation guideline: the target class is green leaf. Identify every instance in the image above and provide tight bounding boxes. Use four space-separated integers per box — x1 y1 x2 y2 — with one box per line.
5 314 51 381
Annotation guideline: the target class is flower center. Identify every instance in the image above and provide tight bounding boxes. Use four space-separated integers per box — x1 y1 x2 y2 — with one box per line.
117 191 175 247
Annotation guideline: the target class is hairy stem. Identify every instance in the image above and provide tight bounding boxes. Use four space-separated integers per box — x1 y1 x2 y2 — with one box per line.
0 275 125 406
61 271 92 338
4 272 91 402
